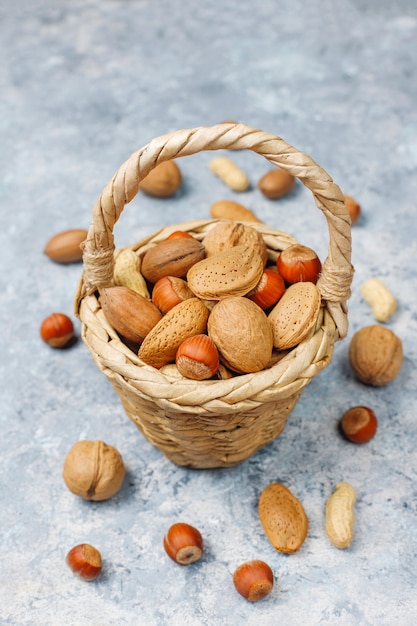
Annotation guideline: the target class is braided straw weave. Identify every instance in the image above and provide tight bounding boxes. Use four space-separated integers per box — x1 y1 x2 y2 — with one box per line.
74 123 353 468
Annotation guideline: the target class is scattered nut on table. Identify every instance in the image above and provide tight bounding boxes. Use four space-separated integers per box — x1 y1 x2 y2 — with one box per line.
63 440 125 501
360 277 397 322
44 228 88 264
258 482 309 554
210 199 262 222
325 482 357 549
66 543 103 581
163 522 203 565
349 324 403 386
139 160 182 197
40 312 75 348
209 156 250 191
340 406 378 444
258 167 295 199
233 560 274 602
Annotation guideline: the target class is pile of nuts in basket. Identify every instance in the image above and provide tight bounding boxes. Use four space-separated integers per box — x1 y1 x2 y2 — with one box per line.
101 219 324 379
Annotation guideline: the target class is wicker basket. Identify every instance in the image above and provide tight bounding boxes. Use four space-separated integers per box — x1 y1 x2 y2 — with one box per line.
74 123 353 469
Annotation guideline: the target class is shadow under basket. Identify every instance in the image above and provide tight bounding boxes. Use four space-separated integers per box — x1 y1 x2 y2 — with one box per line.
74 123 353 469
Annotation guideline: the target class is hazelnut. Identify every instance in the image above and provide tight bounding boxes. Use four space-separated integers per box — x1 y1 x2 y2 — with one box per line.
248 269 286 310
340 406 378 443
233 560 274 602
63 440 125 501
66 543 102 581
277 244 322 284
349 325 403 386
163 522 203 565
40 312 74 348
176 334 219 380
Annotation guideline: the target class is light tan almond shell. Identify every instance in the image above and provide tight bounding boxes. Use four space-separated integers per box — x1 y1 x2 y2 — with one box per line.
100 286 162 345
187 244 264 300
207 297 273 373
138 298 209 369
202 220 268 266
268 282 322 350
258 482 309 554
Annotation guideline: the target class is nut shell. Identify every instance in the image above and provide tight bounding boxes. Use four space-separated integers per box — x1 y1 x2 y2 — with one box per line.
258 482 308 554
141 237 205 284
139 160 182 197
210 200 261 223
268 282 321 350
233 560 274 602
44 228 88 263
202 220 268 267
258 168 295 199
187 244 264 300
63 440 125 501
349 324 403 386
100 286 162 345
207 297 273 373
138 298 210 369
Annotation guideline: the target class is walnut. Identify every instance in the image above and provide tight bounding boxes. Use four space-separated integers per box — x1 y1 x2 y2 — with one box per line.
63 440 125 501
348 325 403 386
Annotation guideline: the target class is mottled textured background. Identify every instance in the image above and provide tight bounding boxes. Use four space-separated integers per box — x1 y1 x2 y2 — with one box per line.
1 1 417 624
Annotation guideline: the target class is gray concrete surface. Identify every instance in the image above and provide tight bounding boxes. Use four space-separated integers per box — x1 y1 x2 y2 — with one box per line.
1 1 417 624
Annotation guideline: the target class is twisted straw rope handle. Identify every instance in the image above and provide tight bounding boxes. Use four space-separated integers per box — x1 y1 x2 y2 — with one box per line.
81 123 353 338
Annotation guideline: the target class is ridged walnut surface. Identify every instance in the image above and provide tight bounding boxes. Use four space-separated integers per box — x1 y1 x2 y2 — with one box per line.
74 123 353 468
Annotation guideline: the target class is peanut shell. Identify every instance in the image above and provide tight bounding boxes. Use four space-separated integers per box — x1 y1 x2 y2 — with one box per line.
258 483 308 554
138 298 209 368
268 282 321 350
207 297 273 373
187 244 264 300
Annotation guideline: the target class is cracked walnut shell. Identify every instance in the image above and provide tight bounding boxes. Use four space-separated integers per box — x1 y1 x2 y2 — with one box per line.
349 324 403 386
63 440 125 501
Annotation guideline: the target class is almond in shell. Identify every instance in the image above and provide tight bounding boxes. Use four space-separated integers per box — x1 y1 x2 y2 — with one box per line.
44 229 88 263
141 237 205 284
202 220 268 267
187 244 264 300
100 286 162 345
210 200 262 223
207 297 273 373
268 281 321 350
258 483 308 554
138 298 209 369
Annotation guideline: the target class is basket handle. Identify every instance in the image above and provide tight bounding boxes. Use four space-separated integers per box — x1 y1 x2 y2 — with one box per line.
80 123 353 338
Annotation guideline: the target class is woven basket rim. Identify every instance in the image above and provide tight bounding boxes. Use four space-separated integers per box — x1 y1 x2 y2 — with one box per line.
76 218 337 409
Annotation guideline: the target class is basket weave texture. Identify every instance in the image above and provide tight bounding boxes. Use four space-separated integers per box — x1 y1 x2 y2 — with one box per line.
74 123 353 468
